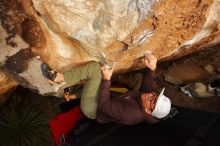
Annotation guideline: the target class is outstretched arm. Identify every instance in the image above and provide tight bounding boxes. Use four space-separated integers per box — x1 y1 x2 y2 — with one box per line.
98 65 141 125
139 54 157 93
98 65 114 106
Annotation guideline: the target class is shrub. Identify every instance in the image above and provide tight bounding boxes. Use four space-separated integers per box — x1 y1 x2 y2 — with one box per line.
0 94 53 146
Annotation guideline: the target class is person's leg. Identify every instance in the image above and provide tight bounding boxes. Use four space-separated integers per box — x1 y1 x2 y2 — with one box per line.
63 62 102 119
80 62 102 119
42 61 102 118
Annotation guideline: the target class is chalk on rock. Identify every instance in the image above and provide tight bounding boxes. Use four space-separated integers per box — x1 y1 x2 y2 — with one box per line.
144 50 153 56
204 64 214 74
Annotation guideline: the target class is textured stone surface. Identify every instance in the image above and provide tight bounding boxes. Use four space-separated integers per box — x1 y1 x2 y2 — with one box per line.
32 0 157 56
0 70 18 103
0 0 220 96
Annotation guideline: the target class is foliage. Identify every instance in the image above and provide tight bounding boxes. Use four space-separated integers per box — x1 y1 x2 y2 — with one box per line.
0 94 53 146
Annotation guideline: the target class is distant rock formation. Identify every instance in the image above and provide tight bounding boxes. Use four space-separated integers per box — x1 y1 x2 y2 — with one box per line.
0 0 220 96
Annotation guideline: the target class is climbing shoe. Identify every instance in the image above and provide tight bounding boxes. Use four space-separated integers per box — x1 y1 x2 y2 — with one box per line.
64 85 82 95
41 63 57 82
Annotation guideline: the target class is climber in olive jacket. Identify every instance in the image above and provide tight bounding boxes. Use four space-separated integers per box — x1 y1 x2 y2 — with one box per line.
96 54 171 125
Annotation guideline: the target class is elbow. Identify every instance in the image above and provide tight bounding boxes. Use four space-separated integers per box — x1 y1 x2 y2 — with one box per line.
96 110 109 124
96 118 106 124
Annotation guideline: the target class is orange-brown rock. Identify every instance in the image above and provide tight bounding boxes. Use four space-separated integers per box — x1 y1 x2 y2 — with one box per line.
0 70 18 103
0 0 220 96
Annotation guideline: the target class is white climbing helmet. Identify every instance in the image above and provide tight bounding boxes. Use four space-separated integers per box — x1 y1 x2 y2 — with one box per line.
152 88 171 119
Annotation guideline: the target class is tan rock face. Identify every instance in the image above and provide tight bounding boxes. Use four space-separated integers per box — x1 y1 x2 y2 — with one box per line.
0 70 18 103
0 0 220 96
32 0 156 56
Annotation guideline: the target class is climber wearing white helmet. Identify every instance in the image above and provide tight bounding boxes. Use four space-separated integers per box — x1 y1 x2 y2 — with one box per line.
41 53 171 125
97 54 171 125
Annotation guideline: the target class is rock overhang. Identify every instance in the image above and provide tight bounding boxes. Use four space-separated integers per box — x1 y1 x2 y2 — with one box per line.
0 0 220 96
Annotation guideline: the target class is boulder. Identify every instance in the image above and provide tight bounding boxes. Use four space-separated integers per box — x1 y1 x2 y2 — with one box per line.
0 0 220 96
0 70 18 103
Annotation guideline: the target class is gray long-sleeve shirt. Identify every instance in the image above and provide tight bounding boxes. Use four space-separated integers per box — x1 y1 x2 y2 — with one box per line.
96 69 160 125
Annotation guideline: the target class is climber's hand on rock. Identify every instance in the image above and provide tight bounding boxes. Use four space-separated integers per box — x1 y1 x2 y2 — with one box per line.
101 64 114 80
145 54 157 71
48 79 59 85
64 92 76 102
